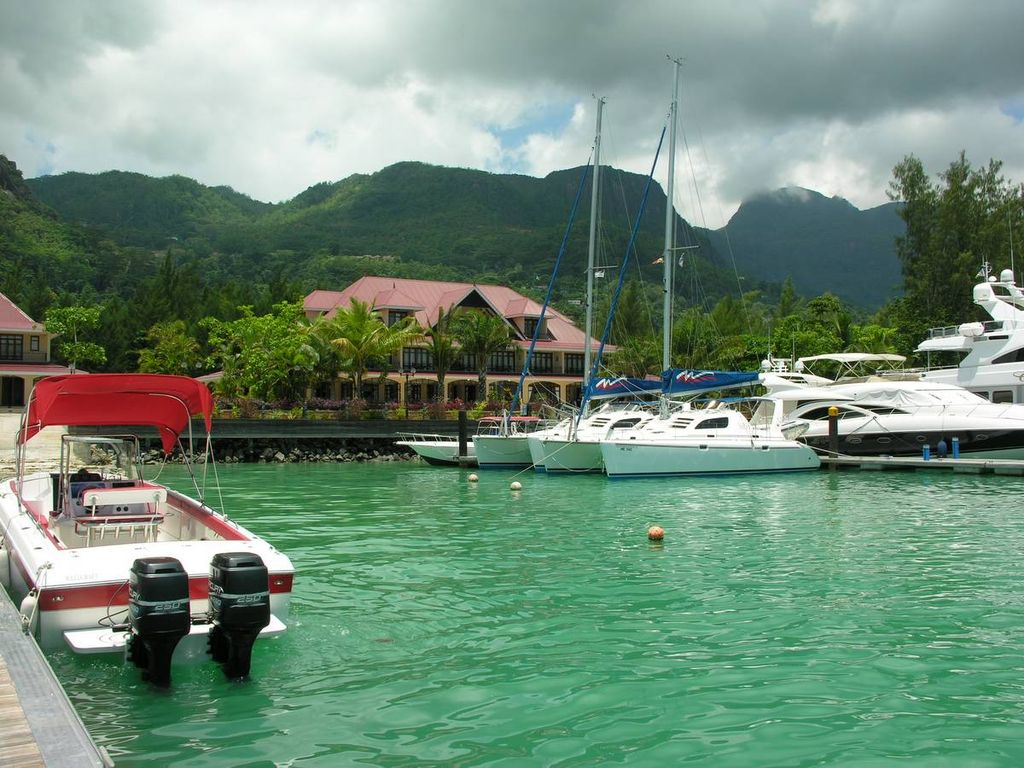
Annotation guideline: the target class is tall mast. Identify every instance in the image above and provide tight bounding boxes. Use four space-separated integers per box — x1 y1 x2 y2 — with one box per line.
583 96 604 389
662 58 681 372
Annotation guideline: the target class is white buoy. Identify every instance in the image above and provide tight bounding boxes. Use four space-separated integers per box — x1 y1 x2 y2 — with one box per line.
19 593 38 632
510 481 522 491
468 473 479 483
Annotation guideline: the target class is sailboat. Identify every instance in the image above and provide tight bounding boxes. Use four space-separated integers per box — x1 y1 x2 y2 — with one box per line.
528 61 682 473
473 99 605 470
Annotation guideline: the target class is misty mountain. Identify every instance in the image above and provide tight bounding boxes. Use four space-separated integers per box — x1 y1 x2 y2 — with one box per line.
705 187 904 307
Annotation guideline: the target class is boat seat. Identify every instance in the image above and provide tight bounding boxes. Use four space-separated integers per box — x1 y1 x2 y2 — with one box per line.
74 514 164 545
69 482 167 519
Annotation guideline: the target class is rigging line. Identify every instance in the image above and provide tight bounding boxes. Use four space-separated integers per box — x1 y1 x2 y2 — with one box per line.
694 119 751 330
577 123 668 432
509 153 594 418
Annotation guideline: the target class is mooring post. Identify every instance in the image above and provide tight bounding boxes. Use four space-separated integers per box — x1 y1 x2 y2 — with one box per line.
458 410 468 457
828 405 839 470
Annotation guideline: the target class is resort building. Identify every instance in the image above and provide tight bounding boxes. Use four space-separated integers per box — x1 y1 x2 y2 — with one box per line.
0 292 73 409
303 276 609 409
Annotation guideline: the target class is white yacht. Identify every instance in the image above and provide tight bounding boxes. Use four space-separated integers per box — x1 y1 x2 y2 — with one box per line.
600 399 820 478
767 377 1024 459
916 264 1024 403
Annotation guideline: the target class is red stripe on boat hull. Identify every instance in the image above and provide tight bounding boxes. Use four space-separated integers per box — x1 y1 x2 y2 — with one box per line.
35 573 293 612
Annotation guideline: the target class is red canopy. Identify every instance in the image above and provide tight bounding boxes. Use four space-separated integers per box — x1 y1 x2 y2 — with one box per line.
19 374 214 454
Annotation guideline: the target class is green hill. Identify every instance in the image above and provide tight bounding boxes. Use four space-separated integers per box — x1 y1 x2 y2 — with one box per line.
22 160 904 310
706 188 904 308
0 156 158 317
26 170 269 248
25 161 728 310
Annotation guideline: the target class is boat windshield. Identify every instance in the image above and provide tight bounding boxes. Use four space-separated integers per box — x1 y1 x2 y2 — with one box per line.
59 435 144 483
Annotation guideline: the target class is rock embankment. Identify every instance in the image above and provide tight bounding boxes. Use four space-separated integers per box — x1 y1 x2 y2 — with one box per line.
148 438 416 464
1 439 419 475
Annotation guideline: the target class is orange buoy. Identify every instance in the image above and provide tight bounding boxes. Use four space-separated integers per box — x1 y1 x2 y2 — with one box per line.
647 525 664 541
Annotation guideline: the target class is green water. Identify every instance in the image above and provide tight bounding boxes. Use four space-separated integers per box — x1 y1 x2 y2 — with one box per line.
48 464 1024 767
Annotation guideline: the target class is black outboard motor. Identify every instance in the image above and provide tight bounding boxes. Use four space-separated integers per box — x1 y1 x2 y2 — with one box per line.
207 552 271 679
127 557 190 687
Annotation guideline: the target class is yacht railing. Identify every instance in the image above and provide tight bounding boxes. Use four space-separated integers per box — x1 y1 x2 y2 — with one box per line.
924 320 1008 339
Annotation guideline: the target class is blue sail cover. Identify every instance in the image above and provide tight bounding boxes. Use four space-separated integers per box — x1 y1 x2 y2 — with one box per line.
661 369 760 396
586 376 663 400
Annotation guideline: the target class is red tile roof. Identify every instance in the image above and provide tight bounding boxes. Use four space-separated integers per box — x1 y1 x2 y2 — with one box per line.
305 276 604 353
0 291 43 332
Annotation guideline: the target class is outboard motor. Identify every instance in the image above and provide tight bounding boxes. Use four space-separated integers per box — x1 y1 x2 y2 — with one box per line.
127 557 190 687
207 552 271 679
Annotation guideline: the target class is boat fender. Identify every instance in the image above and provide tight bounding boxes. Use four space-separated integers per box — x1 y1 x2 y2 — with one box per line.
0 548 9 590
127 557 190 688
19 592 38 633
208 552 271 680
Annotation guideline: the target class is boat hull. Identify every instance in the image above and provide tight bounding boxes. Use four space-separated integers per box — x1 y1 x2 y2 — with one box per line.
396 439 474 466
601 439 820 478
528 437 604 473
1 473 293 652
799 427 1024 460
472 435 533 468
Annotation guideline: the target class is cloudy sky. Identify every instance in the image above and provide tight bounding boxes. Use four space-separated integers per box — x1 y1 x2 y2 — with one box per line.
2 0 1022 228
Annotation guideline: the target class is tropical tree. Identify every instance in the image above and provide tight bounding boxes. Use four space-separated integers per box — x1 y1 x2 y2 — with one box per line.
202 302 319 401
605 335 660 378
45 305 107 372
451 309 513 399
424 305 459 402
137 320 203 374
847 324 899 355
325 298 422 395
888 151 1023 337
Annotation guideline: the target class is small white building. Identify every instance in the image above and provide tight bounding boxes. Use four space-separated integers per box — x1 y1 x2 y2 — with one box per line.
0 292 73 410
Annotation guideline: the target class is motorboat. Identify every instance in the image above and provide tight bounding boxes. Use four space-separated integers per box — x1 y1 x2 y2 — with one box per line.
767 376 1024 459
395 431 474 466
471 415 558 469
0 374 294 685
916 264 1024 403
600 398 820 478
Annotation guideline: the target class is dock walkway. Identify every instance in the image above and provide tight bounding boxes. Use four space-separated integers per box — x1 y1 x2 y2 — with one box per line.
0 588 110 767
822 454 1024 475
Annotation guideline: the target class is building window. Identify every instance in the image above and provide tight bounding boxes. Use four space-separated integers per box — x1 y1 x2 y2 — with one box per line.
565 353 584 375
402 347 433 371
532 352 553 374
0 335 23 361
30 336 40 352
452 353 475 372
489 350 518 373
523 318 541 339
387 310 408 326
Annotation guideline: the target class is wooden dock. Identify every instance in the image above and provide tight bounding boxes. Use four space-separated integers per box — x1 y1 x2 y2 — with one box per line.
0 588 110 767
0 656 43 767
822 455 1024 475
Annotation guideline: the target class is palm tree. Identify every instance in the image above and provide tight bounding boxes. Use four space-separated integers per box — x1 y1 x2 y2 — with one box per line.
324 298 422 396
451 309 513 401
424 305 459 403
